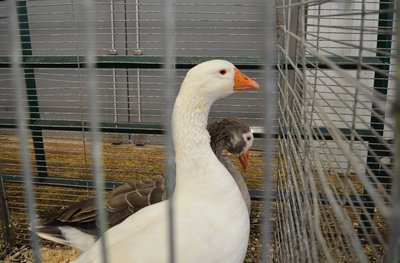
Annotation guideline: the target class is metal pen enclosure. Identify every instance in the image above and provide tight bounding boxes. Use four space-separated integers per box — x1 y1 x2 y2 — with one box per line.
274 0 398 262
1 0 270 262
0 0 399 263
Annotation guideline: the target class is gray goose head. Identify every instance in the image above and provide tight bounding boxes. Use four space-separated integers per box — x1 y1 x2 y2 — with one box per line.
207 118 254 169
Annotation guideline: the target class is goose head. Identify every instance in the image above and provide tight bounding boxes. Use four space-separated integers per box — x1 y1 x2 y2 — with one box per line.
173 60 259 158
231 127 254 170
179 60 260 102
207 118 254 170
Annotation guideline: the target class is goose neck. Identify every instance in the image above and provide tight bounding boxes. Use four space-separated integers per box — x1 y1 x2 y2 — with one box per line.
172 95 213 158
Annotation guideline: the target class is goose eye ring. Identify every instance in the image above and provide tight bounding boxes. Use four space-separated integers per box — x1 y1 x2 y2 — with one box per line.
219 69 227 75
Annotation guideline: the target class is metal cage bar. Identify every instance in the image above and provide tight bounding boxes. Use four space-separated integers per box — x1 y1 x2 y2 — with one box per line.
361 0 395 237
261 2 277 262
8 0 41 261
387 1 400 261
163 0 176 262
16 0 48 178
82 0 109 262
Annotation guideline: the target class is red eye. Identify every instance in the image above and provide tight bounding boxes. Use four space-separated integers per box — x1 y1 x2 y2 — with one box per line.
219 69 227 75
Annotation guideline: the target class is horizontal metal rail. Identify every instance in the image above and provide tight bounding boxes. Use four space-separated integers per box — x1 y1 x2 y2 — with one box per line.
0 173 379 206
0 118 388 142
0 173 264 200
0 55 387 70
0 118 165 135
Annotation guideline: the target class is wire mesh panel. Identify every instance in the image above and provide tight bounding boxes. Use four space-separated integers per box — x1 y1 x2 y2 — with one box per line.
0 0 399 262
273 0 397 262
0 0 271 262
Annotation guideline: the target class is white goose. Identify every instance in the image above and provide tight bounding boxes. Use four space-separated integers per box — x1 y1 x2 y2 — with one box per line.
34 118 253 252
72 60 260 263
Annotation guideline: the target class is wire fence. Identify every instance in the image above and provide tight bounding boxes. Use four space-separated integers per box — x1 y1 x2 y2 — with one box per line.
0 0 270 262
0 0 399 262
273 0 397 262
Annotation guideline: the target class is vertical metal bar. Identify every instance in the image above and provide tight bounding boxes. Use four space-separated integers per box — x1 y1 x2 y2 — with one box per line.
70 0 91 193
368 0 394 182
387 1 400 261
123 0 132 142
362 0 394 235
110 0 118 123
346 0 365 184
298 1 314 261
16 0 48 178
133 0 143 145
350 0 371 243
8 0 41 261
261 1 277 262
83 1 108 262
305 2 323 261
285 0 300 136
0 171 14 248
163 0 176 262
135 0 142 123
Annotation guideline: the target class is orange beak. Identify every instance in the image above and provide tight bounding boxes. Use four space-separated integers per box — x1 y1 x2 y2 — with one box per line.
239 149 250 170
233 67 260 91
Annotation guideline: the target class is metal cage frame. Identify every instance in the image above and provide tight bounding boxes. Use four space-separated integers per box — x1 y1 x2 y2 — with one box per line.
0 0 399 262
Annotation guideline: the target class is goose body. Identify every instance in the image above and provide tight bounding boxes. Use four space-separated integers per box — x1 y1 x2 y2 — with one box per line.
35 118 253 251
72 60 259 262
